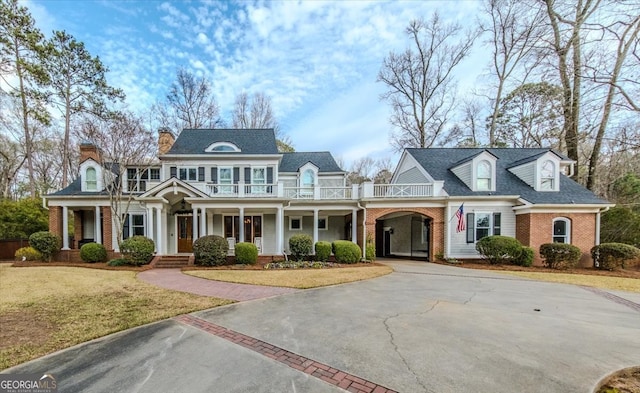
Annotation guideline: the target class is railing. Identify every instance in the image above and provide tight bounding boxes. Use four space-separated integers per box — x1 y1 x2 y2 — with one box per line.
206 183 277 197
206 184 238 197
284 186 353 200
372 183 434 198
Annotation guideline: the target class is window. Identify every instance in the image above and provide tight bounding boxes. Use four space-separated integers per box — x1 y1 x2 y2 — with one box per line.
301 169 315 195
179 167 198 181
540 160 555 190
150 168 160 180
252 167 266 193
289 216 302 230
318 217 328 230
553 218 570 243
122 214 145 239
127 168 155 192
476 160 491 191
224 215 262 244
205 142 240 152
86 167 97 191
219 167 233 193
466 212 502 243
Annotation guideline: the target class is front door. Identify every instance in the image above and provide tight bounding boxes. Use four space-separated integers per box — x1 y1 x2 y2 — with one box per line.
177 215 193 253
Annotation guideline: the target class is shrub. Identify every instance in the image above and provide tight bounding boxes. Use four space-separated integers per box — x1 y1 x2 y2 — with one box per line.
591 243 640 270
29 231 61 262
193 235 229 266
80 242 107 263
120 236 155 266
235 242 258 265
540 243 581 269
332 240 362 264
475 235 523 265
14 246 42 261
515 247 534 267
107 258 129 267
365 243 376 262
314 241 332 262
289 234 312 262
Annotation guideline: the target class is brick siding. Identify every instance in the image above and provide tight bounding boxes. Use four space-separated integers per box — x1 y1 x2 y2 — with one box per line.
49 206 63 238
102 206 113 250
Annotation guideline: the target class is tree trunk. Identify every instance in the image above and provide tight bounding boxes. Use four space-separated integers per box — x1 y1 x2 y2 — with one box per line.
14 39 36 197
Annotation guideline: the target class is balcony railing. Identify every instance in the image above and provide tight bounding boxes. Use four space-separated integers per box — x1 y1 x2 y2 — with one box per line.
372 183 434 198
284 186 354 200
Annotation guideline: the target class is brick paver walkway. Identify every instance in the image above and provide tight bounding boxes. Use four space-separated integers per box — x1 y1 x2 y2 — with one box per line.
175 314 398 393
137 269 299 301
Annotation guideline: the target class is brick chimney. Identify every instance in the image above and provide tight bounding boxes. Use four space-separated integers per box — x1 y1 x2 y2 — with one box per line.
158 128 175 155
80 142 101 163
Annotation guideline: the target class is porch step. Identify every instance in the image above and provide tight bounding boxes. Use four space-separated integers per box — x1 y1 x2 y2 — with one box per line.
152 255 192 268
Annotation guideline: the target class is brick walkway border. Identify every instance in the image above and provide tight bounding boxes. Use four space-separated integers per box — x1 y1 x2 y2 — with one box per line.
175 314 398 393
580 286 640 313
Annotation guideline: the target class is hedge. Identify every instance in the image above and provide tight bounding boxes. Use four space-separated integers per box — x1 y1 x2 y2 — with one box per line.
80 242 107 263
289 234 312 262
314 241 332 262
120 236 155 266
591 243 640 270
475 235 523 265
29 231 61 262
15 246 42 261
539 243 581 269
193 235 229 266
235 242 258 265
332 240 361 264
516 247 534 267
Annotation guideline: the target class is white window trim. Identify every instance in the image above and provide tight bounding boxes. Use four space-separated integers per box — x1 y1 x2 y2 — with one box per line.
85 167 97 191
289 216 303 231
552 217 571 243
205 142 241 152
538 159 559 192
318 216 328 231
123 212 146 240
475 160 492 191
80 160 103 192
179 167 198 181
467 211 501 243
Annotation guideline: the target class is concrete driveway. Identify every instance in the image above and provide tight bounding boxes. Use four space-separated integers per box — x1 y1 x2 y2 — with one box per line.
4 260 640 393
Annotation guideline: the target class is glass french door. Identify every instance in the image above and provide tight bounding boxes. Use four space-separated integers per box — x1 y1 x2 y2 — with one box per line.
224 216 262 243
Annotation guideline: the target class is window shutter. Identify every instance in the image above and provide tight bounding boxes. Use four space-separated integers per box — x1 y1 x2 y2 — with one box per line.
466 213 474 243
123 214 130 240
244 167 251 184
233 167 240 184
211 167 217 183
198 167 205 181
493 213 501 235
170 166 177 178
267 167 273 184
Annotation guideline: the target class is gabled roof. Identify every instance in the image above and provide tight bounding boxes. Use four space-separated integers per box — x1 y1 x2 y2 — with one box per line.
279 152 345 173
507 150 563 168
449 149 498 169
406 148 608 204
166 129 279 155
47 178 110 197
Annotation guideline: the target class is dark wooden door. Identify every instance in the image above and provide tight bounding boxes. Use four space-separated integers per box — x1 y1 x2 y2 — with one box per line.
177 216 193 253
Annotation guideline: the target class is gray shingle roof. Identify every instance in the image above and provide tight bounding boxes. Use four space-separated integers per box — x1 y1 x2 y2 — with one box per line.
47 178 111 196
166 129 279 155
406 148 608 205
279 152 345 173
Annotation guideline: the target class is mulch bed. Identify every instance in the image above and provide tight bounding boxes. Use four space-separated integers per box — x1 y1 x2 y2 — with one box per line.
181 261 380 271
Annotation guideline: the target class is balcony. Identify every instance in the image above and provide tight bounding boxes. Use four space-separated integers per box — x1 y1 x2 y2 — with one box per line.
205 184 277 198
360 182 444 198
284 186 354 200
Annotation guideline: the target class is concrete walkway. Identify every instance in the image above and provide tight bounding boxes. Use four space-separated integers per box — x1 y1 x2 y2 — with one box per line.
137 268 299 301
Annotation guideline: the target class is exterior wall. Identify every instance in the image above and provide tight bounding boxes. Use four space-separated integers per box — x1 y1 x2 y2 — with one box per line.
451 162 472 189
262 214 276 254
101 206 112 250
396 167 428 183
516 213 596 267
448 204 516 258
283 215 347 253
73 211 83 249
318 178 343 187
509 162 535 188
49 206 63 240
366 207 445 262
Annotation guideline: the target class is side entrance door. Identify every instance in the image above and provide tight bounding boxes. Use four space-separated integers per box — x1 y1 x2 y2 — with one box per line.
177 215 193 253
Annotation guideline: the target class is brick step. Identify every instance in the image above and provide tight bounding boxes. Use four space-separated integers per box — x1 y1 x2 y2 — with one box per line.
152 255 192 268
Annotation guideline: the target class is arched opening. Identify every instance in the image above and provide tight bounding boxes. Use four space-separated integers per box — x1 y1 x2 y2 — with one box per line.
375 211 433 261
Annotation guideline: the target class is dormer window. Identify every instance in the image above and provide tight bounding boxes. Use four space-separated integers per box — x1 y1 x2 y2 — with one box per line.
540 160 555 190
301 169 315 194
476 161 492 191
205 142 241 152
86 167 97 191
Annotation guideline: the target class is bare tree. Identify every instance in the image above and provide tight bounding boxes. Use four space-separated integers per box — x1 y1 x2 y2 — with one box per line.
0 0 49 197
77 112 156 246
155 68 221 133
449 97 485 147
481 0 546 146
378 13 477 151
232 91 294 152
373 157 394 184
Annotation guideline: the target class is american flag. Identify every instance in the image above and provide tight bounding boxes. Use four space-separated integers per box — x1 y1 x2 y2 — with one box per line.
455 204 465 233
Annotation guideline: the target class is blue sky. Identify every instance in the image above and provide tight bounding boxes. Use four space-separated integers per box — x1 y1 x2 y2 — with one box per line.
26 0 483 166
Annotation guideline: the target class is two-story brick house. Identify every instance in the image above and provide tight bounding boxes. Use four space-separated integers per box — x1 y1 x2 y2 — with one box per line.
46 128 612 266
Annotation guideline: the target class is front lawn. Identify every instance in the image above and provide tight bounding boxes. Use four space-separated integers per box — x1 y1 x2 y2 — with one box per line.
497 271 640 293
185 264 393 289
0 264 231 370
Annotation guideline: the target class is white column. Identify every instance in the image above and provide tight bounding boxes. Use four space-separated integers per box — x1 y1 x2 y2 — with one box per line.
156 207 163 255
313 209 319 251
147 207 154 244
276 206 283 254
62 206 69 250
95 206 102 244
239 207 245 243
200 208 206 237
192 207 198 241
352 209 358 243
